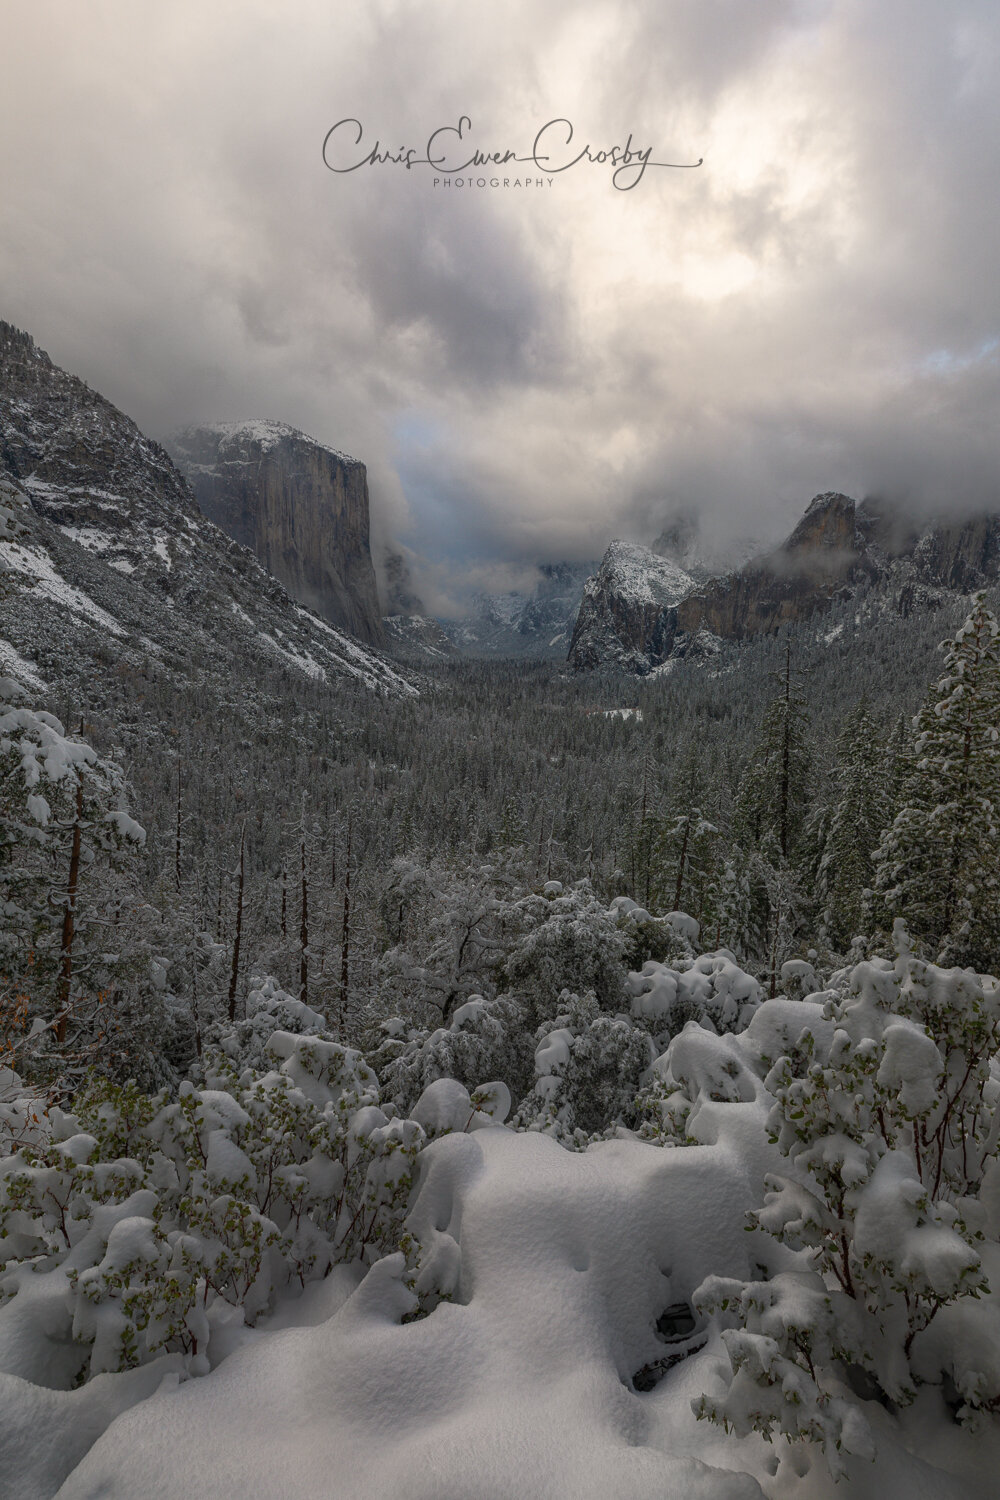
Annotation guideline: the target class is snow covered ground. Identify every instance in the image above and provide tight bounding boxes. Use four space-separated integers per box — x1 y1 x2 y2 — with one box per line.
4 1060 996 1498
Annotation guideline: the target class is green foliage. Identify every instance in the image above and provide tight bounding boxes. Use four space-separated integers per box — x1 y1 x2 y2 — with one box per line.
696 923 1000 1472
0 1031 426 1381
874 595 1000 970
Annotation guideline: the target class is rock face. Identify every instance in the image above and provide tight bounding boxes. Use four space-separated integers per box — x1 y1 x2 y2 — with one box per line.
569 492 1000 673
171 421 384 646
567 541 695 673
0 320 417 704
675 492 872 641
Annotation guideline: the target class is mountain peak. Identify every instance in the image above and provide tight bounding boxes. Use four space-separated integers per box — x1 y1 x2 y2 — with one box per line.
172 418 360 468
169 420 382 644
783 492 858 556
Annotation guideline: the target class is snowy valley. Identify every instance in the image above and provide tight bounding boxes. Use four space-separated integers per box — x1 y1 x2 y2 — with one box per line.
6 324 1000 1500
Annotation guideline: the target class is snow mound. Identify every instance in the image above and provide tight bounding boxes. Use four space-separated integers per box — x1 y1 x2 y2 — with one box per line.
55 1129 766 1500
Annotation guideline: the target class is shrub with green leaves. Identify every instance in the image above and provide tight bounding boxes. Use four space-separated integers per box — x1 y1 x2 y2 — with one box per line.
692 922 1000 1473
0 1031 425 1384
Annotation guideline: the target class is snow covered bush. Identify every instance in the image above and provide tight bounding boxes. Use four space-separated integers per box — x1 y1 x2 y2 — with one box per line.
693 921 1000 1471
511 989 654 1145
627 946 762 1052
372 992 532 1116
211 975 332 1072
502 882 631 1025
0 1030 425 1384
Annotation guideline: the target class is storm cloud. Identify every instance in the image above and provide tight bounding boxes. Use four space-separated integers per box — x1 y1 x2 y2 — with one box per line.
1 0 997 609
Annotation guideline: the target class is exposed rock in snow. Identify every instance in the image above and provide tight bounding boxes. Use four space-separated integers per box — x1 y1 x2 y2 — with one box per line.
570 491 1000 675
0 322 419 707
567 541 695 673
170 418 384 646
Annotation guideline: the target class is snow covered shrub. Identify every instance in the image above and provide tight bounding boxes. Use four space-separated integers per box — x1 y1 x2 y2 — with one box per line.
0 1065 48 1156
627 947 762 1052
372 992 532 1116
211 975 332 1072
632 1019 763 1146
511 990 654 1146
613 899 702 971
0 1031 425 1383
502 882 630 1026
694 922 1000 1470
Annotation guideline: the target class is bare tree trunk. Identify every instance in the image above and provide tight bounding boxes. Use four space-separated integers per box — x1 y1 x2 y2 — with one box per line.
768 893 782 1000
55 778 84 1044
227 824 245 1022
779 640 791 861
673 816 691 912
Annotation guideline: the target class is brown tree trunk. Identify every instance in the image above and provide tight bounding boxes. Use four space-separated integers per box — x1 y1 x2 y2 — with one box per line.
299 836 309 1005
673 817 691 912
175 764 183 893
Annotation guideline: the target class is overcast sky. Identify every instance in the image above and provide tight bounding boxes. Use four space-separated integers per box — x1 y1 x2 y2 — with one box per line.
2 0 998 611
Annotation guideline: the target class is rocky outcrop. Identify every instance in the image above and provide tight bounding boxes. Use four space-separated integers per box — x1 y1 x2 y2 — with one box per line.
675 492 873 640
569 491 1000 673
567 541 695 673
171 420 384 646
0 321 199 538
0 321 417 701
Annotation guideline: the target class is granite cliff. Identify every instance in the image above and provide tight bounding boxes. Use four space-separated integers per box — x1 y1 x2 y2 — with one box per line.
567 541 695 673
0 320 417 703
171 420 384 645
569 491 1000 673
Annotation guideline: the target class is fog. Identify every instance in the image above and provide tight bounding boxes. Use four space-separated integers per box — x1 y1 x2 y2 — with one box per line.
2 0 997 609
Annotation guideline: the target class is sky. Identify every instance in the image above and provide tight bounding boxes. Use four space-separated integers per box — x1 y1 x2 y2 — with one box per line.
1 0 998 613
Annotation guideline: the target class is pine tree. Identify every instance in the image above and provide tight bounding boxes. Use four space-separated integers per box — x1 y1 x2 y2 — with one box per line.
816 701 890 950
733 640 812 862
651 749 720 925
874 594 1000 970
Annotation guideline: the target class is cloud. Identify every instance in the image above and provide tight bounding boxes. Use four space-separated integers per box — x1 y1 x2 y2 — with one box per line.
1 0 998 603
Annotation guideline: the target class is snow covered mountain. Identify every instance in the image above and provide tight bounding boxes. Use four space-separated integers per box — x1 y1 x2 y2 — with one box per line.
169 419 385 646
0 321 418 703
567 541 697 673
569 491 1000 674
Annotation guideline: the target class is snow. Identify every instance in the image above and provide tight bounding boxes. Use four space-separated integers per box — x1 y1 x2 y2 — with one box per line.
0 638 46 690
176 419 359 467
57 525 115 554
256 631 327 682
53 1128 767 1500
294 607 420 696
598 540 694 608
0 541 125 637
6 943 1000 1495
